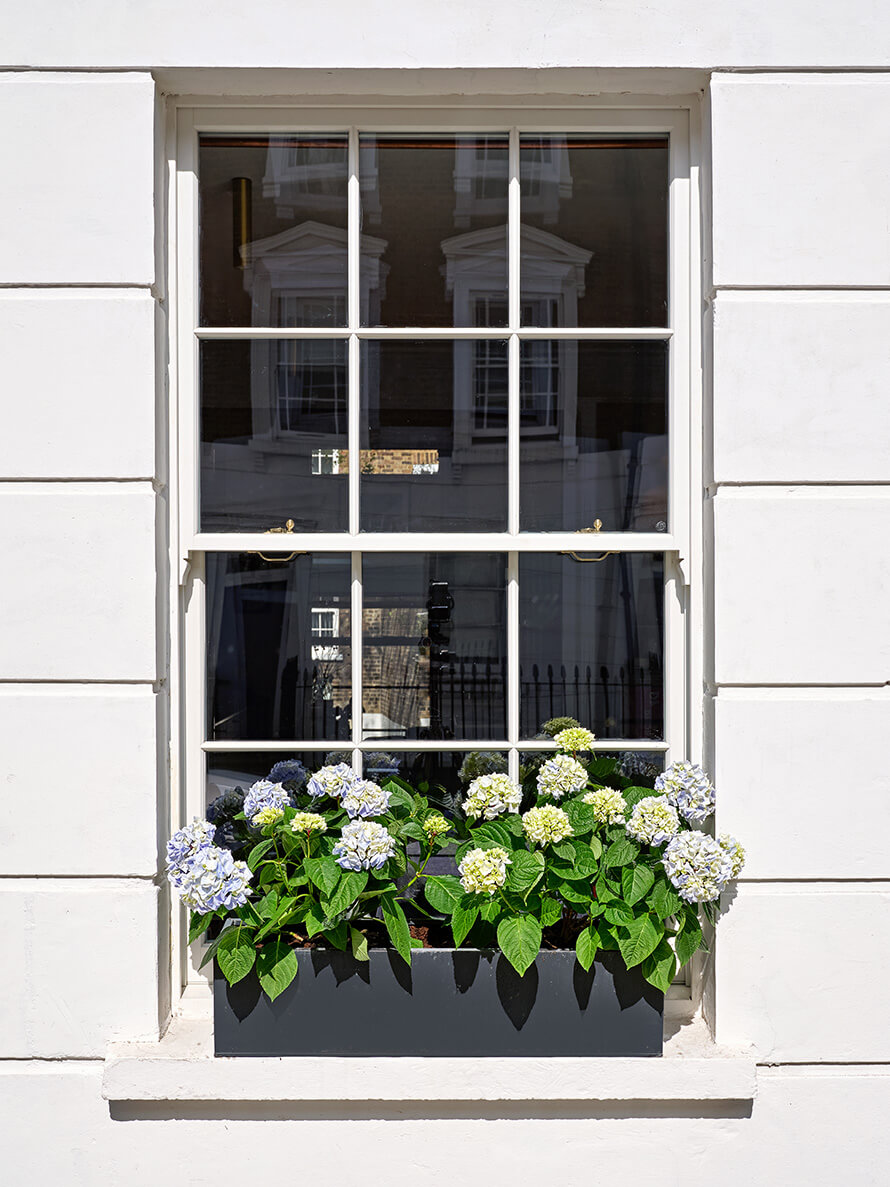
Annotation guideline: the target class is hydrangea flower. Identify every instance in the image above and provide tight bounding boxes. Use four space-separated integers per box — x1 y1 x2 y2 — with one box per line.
662 831 734 903
458 846 511 896
463 773 522 821
205 788 244 825
522 804 573 846
166 819 216 884
626 796 680 846
423 813 451 839
540 716 581 738
719 832 746 878
341 778 391 819
583 786 627 825
175 845 253 915
458 750 508 783
252 806 285 827
553 726 596 754
619 752 661 784
290 812 327 835
655 761 716 826
268 759 308 789
536 754 588 800
332 819 397 871
243 779 290 825
307 763 358 801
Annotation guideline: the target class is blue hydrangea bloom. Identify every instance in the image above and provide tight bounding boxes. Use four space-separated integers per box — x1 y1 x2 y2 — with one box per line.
307 762 358 800
176 845 253 914
166 819 215 886
243 779 291 824
655 761 716 826
205 788 244 825
268 759 308 789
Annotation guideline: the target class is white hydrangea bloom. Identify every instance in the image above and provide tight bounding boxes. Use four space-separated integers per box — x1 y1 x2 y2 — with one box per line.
662 831 734 903
718 832 746 878
459 846 511 896
536 754 588 800
341 778 391 819
290 812 327 835
307 762 358 800
654 761 716 826
626 796 680 846
553 726 597 754
423 813 451 839
463 773 522 821
332 819 396 871
522 804 574 846
177 846 253 914
243 779 290 824
582 786 627 826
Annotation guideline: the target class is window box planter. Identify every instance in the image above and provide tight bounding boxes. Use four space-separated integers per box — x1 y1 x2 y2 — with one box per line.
213 947 663 1057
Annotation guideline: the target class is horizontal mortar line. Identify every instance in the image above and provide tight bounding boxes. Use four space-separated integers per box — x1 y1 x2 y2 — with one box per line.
0 476 162 486
0 282 156 290
708 285 890 295
738 877 890 884
0 1057 106 1065
714 66 890 75
0 873 160 881
759 1060 890 1068
712 682 890 689
0 679 161 688
711 480 890 488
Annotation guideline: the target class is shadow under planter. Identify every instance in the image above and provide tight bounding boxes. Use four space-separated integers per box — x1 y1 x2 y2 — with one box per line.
214 948 663 1057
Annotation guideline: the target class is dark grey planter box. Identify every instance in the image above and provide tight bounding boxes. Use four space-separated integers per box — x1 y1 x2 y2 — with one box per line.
214 948 663 1057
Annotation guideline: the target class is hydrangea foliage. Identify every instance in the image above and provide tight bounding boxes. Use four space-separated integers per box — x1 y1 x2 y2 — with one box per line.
165 735 745 1003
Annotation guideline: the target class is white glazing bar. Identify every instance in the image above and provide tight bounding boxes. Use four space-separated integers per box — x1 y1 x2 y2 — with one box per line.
347 126 361 537
200 738 669 752
190 532 676 553
507 551 520 781
351 551 363 769
196 326 672 340
507 127 521 537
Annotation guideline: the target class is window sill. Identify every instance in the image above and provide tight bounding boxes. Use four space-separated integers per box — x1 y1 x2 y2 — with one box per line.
102 1013 756 1105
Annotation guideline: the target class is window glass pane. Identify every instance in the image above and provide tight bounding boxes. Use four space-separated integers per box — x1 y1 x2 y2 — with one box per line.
520 341 668 532
206 554 352 741
362 554 507 740
360 340 508 531
360 135 508 327
200 339 348 532
518 553 664 739
520 136 668 327
200 135 348 327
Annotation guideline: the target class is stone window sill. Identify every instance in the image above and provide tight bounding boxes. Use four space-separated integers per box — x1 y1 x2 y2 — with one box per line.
102 1013 756 1105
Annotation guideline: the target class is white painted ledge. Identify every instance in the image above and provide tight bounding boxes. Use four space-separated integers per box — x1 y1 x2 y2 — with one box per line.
102 1016 756 1103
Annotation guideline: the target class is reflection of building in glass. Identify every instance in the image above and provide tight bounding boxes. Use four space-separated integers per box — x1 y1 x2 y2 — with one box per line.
261 136 349 217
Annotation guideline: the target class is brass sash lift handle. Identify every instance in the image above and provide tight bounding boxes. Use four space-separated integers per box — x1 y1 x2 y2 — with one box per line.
249 519 307 563
560 519 617 563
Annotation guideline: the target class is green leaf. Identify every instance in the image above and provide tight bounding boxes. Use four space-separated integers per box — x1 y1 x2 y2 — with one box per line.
558 880 593 906
506 849 546 896
587 756 618 780
622 785 656 810
400 821 426 842
642 939 677 993
386 786 415 814
575 924 600 971
603 838 640 868
539 896 562 928
470 821 515 849
304 855 341 898
380 895 412 964
322 921 348 951
215 925 257 986
621 864 656 906
246 839 275 872
323 869 368 917
496 914 542 976
451 897 480 946
564 798 597 835
570 842 599 878
303 901 328 937
676 912 703 966
501 813 526 838
424 874 464 915
648 877 683 920
188 911 213 943
603 901 634 925
197 929 226 970
256 889 280 919
480 897 501 922
256 939 298 1002
617 913 662 969
552 840 576 861
350 926 369 961
588 834 603 859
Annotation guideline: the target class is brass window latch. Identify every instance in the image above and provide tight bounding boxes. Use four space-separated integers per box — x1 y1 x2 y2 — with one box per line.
249 519 306 563
561 519 617 563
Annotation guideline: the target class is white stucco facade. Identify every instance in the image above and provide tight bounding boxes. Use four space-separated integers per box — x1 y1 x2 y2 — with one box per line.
2 6 889 1183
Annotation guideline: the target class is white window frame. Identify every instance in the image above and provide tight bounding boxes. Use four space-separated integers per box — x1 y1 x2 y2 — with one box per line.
167 100 702 1003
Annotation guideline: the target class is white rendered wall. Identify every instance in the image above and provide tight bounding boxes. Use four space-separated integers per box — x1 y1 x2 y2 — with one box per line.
1 23 889 1186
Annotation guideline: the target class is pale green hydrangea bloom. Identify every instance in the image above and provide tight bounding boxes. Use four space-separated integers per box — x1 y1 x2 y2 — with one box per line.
290 812 328 835
423 813 451 838
463 773 522 820
719 832 746 878
522 804 574 846
459 846 511 895
553 726 596 754
582 786 627 825
252 806 285 827
625 795 680 846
